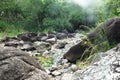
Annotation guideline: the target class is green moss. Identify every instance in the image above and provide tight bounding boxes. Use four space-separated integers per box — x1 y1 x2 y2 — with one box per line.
37 56 53 69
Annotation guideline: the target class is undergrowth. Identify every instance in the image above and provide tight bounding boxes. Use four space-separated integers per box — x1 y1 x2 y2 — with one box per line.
76 28 116 69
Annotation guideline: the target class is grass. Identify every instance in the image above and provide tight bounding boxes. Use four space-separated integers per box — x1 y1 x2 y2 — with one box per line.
76 40 112 69
0 20 25 38
76 29 116 69
0 20 57 38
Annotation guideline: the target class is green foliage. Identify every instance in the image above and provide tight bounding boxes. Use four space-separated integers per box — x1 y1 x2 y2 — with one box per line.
42 18 72 31
76 28 116 68
95 0 120 25
0 20 24 37
37 56 53 69
68 4 86 28
14 0 88 32
0 0 120 35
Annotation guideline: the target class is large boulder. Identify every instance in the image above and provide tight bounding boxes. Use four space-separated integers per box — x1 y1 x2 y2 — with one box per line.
72 44 120 80
63 39 91 62
0 47 51 80
64 18 120 62
88 18 120 43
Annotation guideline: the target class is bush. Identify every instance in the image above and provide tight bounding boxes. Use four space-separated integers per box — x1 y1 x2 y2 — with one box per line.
42 18 73 31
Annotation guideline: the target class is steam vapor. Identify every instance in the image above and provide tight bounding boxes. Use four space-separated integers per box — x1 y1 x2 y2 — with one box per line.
72 0 104 26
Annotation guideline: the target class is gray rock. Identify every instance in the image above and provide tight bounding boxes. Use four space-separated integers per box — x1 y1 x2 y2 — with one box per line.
0 47 51 80
70 64 78 72
55 41 67 49
63 40 90 62
17 32 37 42
68 33 75 38
51 70 62 76
62 29 69 34
34 41 51 53
46 37 57 44
20 42 36 51
17 32 37 38
4 40 23 48
56 33 68 40
88 18 120 43
37 33 47 41
0 36 20 43
41 36 48 41
91 51 110 64
61 73 73 80
72 46 120 80
48 34 56 39
17 35 33 42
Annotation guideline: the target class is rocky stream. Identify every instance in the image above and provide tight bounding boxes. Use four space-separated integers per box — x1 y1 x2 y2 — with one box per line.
0 18 120 80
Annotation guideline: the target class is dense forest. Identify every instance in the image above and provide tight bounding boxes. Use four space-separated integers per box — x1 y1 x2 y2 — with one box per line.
0 0 120 36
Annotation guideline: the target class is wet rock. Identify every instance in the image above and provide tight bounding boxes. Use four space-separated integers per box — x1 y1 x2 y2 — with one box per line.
0 47 51 80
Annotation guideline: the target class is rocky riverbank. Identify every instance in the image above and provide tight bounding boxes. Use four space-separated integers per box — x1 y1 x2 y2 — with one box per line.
0 30 86 80
1 18 120 80
0 31 120 80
